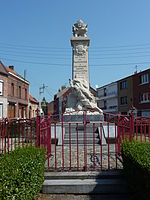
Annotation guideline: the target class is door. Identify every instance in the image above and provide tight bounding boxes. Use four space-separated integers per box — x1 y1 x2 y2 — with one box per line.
8 104 15 118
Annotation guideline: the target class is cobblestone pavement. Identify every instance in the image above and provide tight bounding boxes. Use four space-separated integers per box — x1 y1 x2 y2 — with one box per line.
45 144 123 171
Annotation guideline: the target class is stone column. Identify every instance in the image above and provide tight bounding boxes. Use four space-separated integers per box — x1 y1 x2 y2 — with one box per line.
71 19 90 89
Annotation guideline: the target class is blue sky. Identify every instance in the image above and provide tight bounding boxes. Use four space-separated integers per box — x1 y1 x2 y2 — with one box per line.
0 0 150 102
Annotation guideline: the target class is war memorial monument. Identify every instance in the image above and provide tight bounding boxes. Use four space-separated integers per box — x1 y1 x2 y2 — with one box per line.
47 20 118 171
64 19 103 122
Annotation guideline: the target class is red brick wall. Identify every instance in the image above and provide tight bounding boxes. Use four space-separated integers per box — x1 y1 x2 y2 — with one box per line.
7 74 29 118
133 69 150 110
48 101 54 115
8 75 29 101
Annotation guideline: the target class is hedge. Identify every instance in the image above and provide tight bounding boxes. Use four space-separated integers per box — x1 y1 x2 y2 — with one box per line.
0 146 46 200
122 140 150 200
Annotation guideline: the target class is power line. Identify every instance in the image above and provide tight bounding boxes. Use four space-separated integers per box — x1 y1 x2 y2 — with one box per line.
1 41 150 49
45 88 54 98
1 56 150 67
0 57 69 66
89 46 150 52
1 44 150 52
0 52 72 60
0 49 71 56
0 42 70 50
1 48 150 57
89 54 150 59
0 45 70 52
2 51 150 60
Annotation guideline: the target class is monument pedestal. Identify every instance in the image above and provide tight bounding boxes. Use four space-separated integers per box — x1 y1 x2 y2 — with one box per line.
63 111 104 122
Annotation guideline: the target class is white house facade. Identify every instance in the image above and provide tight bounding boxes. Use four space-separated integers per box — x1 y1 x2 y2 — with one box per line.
97 82 118 114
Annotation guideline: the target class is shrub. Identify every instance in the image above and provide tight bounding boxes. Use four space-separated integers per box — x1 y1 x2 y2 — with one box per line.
0 146 46 200
122 140 150 200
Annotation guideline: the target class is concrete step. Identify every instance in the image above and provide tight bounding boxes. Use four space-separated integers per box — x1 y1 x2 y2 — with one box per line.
65 128 98 134
42 178 128 194
44 170 124 180
64 133 99 138
64 124 99 127
63 138 100 145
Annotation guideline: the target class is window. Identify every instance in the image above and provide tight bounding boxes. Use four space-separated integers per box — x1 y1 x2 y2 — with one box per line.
139 93 150 103
0 104 3 118
140 74 149 84
11 83 14 96
120 96 127 105
120 80 127 90
25 88 27 100
0 80 3 95
19 86 21 98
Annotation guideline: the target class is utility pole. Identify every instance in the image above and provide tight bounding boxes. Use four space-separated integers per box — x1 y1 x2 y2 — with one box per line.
39 84 48 113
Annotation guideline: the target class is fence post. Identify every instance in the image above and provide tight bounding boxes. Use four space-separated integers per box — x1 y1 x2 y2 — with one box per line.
36 109 40 147
7 118 10 153
4 118 7 154
117 114 121 155
83 111 87 171
130 106 135 142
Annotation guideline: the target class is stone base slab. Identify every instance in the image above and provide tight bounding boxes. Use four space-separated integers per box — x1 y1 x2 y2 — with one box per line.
63 114 104 122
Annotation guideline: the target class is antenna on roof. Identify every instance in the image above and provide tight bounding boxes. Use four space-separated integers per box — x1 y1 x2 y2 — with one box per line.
24 70 26 80
134 65 138 74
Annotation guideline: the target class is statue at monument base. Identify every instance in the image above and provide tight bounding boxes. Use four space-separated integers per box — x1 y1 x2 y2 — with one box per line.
65 79 102 113
63 79 103 122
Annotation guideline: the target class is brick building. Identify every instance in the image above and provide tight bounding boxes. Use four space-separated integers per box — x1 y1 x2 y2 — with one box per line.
118 76 133 115
0 61 30 119
133 69 150 117
53 86 72 118
6 66 29 118
48 101 54 116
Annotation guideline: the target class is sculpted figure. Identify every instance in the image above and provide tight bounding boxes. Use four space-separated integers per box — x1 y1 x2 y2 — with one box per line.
69 79 103 113
75 44 87 56
72 19 88 37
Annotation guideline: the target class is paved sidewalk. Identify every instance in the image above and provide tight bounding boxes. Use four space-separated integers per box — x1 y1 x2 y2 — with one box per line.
37 194 135 200
45 144 123 171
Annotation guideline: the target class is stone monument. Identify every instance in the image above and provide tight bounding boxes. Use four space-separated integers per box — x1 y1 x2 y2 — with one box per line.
64 19 103 121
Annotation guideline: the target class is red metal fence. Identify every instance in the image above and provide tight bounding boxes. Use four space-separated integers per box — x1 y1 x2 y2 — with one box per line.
0 110 150 172
0 118 36 154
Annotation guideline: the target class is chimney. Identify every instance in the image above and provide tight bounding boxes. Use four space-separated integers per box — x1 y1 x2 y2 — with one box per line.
9 66 14 70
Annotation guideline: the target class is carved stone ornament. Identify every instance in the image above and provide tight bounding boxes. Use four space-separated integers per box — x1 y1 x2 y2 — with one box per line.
75 44 87 55
72 19 88 37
